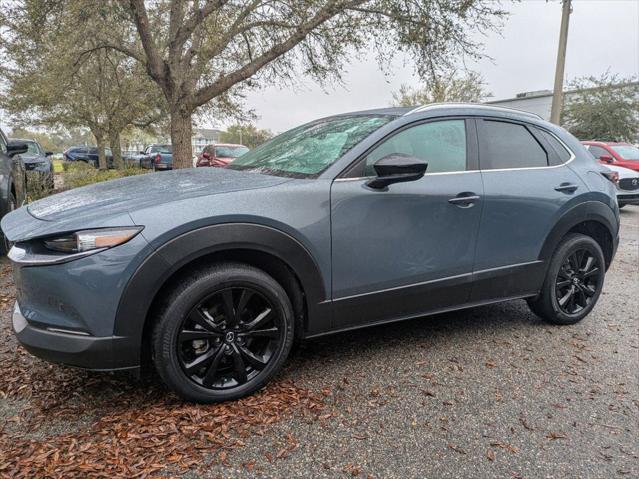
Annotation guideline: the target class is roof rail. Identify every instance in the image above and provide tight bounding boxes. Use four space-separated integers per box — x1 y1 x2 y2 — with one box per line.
403 103 543 120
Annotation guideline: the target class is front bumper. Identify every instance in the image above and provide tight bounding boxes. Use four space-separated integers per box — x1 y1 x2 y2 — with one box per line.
617 192 639 205
4 227 154 371
12 302 138 371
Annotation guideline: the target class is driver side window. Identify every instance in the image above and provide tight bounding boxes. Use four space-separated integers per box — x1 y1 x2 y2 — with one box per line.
364 120 467 176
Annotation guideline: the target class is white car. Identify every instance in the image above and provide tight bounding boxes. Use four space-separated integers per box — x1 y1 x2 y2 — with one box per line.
604 164 639 208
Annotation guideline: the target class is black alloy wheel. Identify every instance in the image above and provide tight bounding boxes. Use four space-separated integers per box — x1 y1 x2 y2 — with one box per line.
555 248 601 315
527 233 605 325
153 263 294 403
177 287 284 389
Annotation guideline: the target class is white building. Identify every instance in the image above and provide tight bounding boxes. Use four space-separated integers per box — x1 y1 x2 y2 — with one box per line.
486 89 555 120
192 128 223 154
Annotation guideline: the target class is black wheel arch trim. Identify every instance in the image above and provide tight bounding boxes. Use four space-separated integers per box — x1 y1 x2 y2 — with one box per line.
113 223 328 365
538 201 619 267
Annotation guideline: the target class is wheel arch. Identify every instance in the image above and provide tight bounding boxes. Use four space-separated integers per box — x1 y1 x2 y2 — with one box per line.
113 223 329 367
539 201 618 269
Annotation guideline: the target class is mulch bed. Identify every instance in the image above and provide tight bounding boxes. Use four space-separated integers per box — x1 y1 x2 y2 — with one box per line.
0 264 325 478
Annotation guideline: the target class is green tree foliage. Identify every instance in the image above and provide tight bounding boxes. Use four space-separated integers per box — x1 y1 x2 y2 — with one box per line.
392 70 492 106
0 2 165 168
561 73 639 142
219 124 273 149
42 0 505 168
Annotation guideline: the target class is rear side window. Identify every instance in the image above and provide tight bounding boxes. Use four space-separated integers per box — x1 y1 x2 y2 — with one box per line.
538 130 572 165
480 120 548 169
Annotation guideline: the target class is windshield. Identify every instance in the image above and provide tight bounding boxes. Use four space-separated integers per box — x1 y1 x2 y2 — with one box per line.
611 145 639 160
228 114 395 177
216 145 249 158
25 141 40 155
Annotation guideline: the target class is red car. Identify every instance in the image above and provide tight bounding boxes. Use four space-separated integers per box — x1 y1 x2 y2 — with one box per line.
196 143 249 167
581 141 639 173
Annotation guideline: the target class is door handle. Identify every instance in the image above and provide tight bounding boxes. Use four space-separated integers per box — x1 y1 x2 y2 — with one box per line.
448 193 480 207
554 183 578 193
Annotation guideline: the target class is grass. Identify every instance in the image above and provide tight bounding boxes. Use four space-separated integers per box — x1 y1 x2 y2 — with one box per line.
52 159 64 173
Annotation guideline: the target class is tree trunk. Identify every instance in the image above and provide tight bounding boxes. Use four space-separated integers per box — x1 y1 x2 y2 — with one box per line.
95 133 107 170
170 107 193 169
110 130 124 169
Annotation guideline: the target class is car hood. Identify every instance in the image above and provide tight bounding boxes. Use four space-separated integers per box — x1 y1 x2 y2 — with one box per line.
19 154 43 161
27 167 291 222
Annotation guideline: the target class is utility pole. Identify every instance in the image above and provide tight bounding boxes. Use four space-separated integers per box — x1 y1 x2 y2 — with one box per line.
550 0 572 125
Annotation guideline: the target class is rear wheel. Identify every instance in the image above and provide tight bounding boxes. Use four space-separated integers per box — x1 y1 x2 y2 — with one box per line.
527 233 605 325
152 263 294 403
1 190 17 254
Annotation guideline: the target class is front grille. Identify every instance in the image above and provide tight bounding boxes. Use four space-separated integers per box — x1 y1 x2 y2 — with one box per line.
619 178 639 191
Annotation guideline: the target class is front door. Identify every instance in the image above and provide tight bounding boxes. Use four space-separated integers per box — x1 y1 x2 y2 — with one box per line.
330 119 484 329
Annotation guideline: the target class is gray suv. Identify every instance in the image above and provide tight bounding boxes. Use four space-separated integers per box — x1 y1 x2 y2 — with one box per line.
1 105 619 403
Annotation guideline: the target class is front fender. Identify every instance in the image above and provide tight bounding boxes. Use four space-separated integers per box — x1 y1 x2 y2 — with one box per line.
112 223 329 363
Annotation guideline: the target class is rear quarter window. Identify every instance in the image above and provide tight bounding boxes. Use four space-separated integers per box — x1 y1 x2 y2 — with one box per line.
479 120 548 169
537 129 572 165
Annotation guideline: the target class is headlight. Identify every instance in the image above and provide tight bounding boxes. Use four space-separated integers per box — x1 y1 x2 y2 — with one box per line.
43 227 143 253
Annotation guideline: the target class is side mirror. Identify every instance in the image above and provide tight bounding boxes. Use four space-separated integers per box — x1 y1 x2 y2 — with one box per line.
7 142 28 157
45 151 53 156
599 154 614 164
139 150 146 155
366 153 428 189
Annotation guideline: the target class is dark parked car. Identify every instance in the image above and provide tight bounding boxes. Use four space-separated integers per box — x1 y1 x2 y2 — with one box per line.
9 139 54 190
139 144 172 170
0 129 27 253
196 143 249 167
1 105 620 403
63 146 113 169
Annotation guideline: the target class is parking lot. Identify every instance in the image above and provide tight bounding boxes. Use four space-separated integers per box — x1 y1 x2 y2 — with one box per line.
0 208 637 478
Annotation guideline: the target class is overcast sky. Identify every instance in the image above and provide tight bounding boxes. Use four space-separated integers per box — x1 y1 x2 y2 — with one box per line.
223 0 639 133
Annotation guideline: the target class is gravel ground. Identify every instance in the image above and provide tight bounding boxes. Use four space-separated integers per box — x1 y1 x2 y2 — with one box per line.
1 208 637 478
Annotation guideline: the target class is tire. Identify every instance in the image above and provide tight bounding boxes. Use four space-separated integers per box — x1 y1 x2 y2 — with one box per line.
152 262 294 403
527 233 605 325
1 190 17 255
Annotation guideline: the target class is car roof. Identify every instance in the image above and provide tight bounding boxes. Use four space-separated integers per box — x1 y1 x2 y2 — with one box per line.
324 103 543 122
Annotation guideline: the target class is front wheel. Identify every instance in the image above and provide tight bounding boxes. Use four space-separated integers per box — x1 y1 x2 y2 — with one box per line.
527 233 605 325
152 263 294 403
1 191 17 254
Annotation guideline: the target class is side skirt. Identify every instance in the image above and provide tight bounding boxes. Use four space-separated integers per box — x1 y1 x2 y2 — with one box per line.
305 293 538 340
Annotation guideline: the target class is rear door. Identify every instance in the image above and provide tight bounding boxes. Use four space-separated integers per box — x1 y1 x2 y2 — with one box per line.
471 118 582 301
330 118 484 329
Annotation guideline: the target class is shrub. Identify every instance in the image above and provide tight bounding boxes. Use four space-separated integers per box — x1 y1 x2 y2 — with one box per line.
61 162 148 190
25 171 55 202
